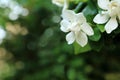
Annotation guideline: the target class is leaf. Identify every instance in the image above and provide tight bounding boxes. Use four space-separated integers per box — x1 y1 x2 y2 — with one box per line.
89 27 101 41
89 38 104 52
74 42 91 54
97 24 105 32
82 5 97 22
67 68 76 80
74 2 84 13
71 0 88 3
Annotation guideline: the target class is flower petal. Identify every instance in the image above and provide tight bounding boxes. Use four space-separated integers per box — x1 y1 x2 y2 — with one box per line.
113 0 120 3
93 14 109 24
75 13 86 24
0 27 6 40
61 10 75 22
66 32 75 44
105 17 118 34
52 0 64 7
76 31 88 47
81 22 94 36
60 19 70 32
98 0 109 10
62 0 69 11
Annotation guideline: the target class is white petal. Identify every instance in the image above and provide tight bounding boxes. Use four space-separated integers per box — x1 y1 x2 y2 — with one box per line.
61 10 75 22
0 27 6 39
66 32 75 44
75 13 86 24
105 17 118 34
98 0 109 10
93 14 109 24
52 0 64 7
114 0 120 3
76 31 88 47
62 0 69 11
81 22 94 36
60 19 70 32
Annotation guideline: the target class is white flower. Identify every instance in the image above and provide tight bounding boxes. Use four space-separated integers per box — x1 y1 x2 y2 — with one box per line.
52 0 64 7
60 10 94 47
93 0 120 34
0 27 6 44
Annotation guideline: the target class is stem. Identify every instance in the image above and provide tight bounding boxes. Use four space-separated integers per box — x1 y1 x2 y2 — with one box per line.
62 0 69 12
74 2 84 13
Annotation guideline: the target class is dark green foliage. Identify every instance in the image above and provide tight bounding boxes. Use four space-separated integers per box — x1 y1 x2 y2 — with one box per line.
1 0 120 80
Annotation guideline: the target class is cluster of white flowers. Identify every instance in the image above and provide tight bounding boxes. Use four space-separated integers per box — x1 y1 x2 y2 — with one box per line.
0 0 29 20
52 0 120 47
61 10 94 47
94 0 120 34
0 0 29 45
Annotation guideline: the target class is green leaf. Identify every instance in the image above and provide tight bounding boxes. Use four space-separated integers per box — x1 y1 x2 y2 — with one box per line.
67 68 76 80
72 0 87 3
82 5 97 22
74 2 84 13
89 38 104 52
89 27 101 41
74 42 91 54
97 24 105 32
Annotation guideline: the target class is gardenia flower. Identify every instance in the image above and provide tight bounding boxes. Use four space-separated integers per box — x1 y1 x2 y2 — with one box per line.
93 0 120 34
60 10 94 47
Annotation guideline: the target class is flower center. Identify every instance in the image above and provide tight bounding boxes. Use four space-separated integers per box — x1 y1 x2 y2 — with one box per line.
108 1 120 16
68 22 80 32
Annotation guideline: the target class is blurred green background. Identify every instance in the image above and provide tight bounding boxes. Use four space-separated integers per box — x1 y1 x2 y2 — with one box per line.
0 0 120 80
